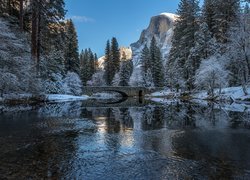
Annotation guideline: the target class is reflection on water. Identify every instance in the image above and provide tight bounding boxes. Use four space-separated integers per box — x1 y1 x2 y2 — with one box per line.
0 99 250 179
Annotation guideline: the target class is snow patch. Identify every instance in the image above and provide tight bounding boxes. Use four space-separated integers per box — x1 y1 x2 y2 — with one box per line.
160 13 179 22
193 86 250 102
46 94 89 102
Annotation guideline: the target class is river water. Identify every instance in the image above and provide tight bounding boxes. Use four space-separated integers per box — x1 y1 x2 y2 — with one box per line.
0 99 250 179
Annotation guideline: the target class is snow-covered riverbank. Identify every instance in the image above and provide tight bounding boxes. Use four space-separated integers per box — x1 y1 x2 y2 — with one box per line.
149 86 250 104
0 94 90 105
46 94 90 102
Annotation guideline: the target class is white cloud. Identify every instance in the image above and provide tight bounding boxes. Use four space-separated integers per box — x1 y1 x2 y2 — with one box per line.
68 15 95 23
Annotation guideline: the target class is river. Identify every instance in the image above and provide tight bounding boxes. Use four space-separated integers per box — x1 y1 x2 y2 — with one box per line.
0 99 250 179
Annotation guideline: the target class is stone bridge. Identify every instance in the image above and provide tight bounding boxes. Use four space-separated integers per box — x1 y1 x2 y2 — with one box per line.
83 86 160 97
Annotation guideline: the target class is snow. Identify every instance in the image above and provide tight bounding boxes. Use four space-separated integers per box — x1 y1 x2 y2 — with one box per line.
220 87 250 101
149 98 178 104
150 89 172 97
193 86 250 102
130 12 177 85
149 86 250 108
46 94 89 102
160 13 179 22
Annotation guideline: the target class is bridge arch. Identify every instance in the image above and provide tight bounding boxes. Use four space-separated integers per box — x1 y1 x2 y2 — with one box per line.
83 86 149 97
100 90 129 98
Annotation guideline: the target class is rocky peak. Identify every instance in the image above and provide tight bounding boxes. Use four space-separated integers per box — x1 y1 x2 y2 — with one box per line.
131 13 178 66
120 47 132 60
97 47 132 69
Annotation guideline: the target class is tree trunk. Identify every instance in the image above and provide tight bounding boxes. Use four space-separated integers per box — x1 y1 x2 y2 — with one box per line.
8 0 12 15
19 0 23 30
31 0 41 75
31 5 37 61
37 9 41 74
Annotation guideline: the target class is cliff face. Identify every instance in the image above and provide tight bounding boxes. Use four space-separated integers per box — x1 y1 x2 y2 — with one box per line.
97 47 132 69
131 13 178 66
97 13 178 70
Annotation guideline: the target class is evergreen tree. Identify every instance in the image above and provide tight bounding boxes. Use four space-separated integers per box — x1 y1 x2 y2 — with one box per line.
103 38 121 86
29 0 66 73
119 60 133 86
80 48 97 86
144 69 155 88
141 45 151 71
186 22 218 89
64 19 80 74
226 3 250 93
110 37 120 73
80 49 89 86
88 48 96 80
167 0 200 90
104 40 112 85
140 45 154 87
211 0 240 43
203 0 216 34
150 37 164 87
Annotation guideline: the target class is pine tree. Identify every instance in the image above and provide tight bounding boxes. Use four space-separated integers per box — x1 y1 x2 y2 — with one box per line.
150 37 164 87
140 45 153 87
203 0 216 33
80 48 97 86
29 0 66 73
226 3 250 92
211 0 240 43
167 0 200 90
186 22 218 89
109 37 121 86
87 48 96 80
144 69 155 88
80 49 89 86
119 60 133 86
141 45 151 70
104 40 112 85
64 19 80 74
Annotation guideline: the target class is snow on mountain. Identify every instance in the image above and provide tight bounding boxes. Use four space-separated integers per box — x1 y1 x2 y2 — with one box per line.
97 13 178 72
131 12 178 67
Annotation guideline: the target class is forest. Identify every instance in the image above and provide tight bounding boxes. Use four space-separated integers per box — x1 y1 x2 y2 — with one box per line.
0 0 249 100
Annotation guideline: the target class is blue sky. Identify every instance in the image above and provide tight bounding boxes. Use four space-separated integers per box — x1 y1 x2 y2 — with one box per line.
65 0 181 56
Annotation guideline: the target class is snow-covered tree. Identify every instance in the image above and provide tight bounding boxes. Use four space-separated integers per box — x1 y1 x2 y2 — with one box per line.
211 0 240 44
87 71 106 86
112 73 120 86
0 18 40 94
63 72 83 96
64 19 80 74
129 67 144 87
119 60 133 86
168 0 200 90
195 56 229 96
150 37 165 87
144 69 155 88
185 22 219 90
80 48 97 86
44 73 69 94
141 45 151 73
0 71 19 97
140 45 154 87
226 4 250 94
39 49 66 94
